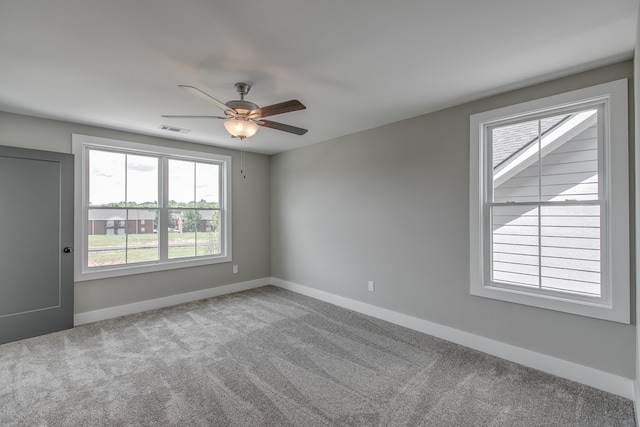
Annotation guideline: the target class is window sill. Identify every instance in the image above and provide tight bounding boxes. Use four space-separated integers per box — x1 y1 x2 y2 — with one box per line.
75 254 232 282
471 281 629 323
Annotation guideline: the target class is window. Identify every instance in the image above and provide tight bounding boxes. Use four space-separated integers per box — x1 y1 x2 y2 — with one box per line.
469 79 629 323
73 135 232 281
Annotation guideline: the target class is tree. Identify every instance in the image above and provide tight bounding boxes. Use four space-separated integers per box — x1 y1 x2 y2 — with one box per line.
182 210 201 232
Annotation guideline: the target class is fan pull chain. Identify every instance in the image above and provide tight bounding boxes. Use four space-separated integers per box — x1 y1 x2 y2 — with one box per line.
240 139 247 179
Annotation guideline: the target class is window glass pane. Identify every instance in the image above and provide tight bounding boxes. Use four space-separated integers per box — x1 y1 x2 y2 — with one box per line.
168 209 195 258
168 159 195 207
89 150 159 207
89 150 125 206
196 163 220 206
126 209 159 263
87 209 160 267
540 205 600 295
492 117 542 203
491 201 601 295
196 210 220 255
491 205 539 288
490 108 603 296
87 208 127 266
541 110 599 202
492 110 599 204
126 155 158 207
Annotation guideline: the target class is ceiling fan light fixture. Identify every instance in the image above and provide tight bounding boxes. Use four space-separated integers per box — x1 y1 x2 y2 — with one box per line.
164 83 307 139
223 119 259 139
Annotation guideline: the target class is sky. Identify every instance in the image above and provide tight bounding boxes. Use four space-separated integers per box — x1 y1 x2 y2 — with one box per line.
88 149 220 206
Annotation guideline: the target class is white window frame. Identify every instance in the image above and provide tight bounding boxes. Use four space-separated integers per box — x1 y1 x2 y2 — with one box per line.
72 134 232 281
469 79 629 323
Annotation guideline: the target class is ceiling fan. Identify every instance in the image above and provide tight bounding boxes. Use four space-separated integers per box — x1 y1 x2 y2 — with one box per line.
162 83 308 139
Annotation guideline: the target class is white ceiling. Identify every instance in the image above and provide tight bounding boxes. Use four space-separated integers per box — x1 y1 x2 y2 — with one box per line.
0 1 637 155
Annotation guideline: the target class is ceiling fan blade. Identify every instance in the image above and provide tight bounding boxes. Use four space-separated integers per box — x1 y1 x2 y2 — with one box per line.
160 114 229 120
161 115 226 119
252 100 306 118
260 120 308 135
178 85 233 113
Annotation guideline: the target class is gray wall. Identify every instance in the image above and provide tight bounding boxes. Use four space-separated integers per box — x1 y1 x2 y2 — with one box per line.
271 61 635 379
0 112 271 314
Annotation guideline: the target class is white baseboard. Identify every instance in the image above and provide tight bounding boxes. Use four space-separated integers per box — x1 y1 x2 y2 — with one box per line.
74 278 269 326
634 380 640 426
271 277 634 400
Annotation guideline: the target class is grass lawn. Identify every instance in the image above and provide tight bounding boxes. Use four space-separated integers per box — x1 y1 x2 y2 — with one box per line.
88 232 220 267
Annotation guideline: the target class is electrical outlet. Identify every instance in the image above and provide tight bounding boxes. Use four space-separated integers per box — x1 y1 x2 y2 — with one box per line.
368 280 375 292
233 265 238 274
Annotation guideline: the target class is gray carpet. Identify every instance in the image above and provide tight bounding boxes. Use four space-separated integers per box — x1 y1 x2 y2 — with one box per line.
0 286 634 426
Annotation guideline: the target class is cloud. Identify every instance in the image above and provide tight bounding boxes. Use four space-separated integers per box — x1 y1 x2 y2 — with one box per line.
128 162 156 172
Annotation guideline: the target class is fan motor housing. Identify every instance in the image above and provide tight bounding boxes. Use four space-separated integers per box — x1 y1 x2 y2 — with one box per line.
226 100 258 114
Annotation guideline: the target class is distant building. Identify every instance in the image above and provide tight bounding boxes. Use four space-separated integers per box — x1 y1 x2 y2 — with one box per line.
88 209 156 235
169 210 217 233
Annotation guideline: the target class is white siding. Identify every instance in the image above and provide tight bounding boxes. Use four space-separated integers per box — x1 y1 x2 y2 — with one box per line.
491 124 601 295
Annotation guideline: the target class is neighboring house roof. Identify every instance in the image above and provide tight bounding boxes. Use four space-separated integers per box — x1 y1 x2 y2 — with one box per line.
88 209 156 221
492 114 569 168
492 110 598 188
